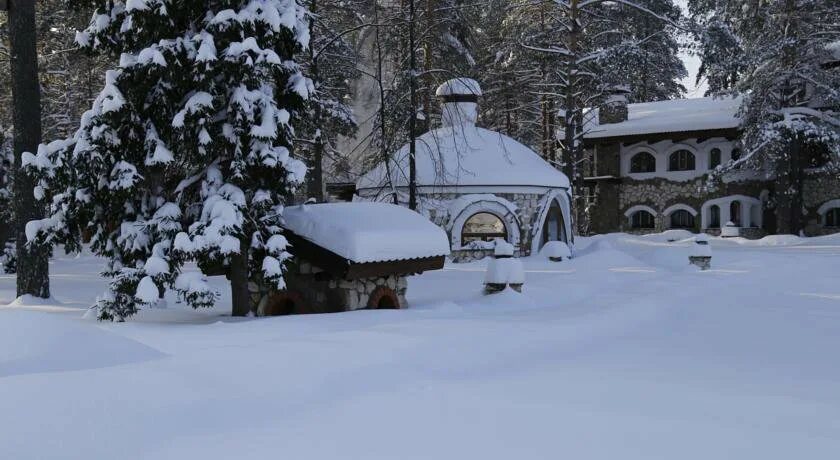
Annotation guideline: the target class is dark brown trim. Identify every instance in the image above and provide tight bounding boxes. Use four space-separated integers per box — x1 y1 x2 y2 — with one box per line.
585 128 739 147
439 94 479 103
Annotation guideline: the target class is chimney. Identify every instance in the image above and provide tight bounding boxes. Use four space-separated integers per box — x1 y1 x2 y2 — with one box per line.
599 85 630 125
435 78 481 128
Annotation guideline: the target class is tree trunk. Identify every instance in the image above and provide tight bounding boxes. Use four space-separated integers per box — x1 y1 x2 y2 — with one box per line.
9 0 50 299
777 135 805 235
408 0 418 211
229 238 251 316
306 0 325 203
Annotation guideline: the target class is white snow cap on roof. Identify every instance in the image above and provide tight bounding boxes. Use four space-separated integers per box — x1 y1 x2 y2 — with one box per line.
282 202 450 263
435 78 482 97
585 96 742 139
357 125 570 190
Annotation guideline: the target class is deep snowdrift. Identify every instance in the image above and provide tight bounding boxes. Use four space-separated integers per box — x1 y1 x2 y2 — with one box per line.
2 233 840 459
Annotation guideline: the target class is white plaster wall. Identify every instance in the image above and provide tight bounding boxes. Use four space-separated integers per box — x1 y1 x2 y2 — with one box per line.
620 138 740 181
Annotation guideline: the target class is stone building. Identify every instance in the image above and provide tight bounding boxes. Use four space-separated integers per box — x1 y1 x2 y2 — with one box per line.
256 202 450 315
355 78 574 262
581 94 840 238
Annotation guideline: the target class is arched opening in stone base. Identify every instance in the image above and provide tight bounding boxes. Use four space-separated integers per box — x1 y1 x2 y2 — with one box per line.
262 290 305 316
367 286 401 310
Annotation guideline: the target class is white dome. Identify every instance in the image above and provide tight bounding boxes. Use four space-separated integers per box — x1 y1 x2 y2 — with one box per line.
435 78 482 97
356 125 570 191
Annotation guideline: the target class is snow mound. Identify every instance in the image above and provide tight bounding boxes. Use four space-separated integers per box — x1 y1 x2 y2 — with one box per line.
540 241 572 260
0 310 165 377
640 229 696 243
282 202 451 263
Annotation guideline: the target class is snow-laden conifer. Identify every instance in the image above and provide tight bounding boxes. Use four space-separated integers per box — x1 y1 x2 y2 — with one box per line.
27 0 312 320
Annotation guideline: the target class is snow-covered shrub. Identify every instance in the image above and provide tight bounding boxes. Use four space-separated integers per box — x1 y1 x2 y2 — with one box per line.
26 1 312 320
540 241 571 261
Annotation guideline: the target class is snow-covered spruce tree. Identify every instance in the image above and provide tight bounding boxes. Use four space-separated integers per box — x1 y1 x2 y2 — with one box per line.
298 0 361 201
598 0 687 103
693 0 840 234
27 0 312 320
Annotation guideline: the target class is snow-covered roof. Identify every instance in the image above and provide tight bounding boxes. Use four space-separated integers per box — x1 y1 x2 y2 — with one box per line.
282 202 450 263
585 96 742 140
357 126 570 191
435 78 482 97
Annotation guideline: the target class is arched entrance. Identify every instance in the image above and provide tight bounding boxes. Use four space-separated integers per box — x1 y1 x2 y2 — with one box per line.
262 290 305 316
541 200 568 247
367 286 401 310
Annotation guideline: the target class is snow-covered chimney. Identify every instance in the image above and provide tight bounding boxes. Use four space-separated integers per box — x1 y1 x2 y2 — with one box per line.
599 85 630 125
436 78 482 128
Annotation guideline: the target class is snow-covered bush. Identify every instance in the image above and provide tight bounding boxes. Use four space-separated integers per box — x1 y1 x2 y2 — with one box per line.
26 1 312 320
540 241 571 262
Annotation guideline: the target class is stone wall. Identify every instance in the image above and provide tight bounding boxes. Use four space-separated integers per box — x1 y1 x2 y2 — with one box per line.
617 177 768 233
803 173 840 236
255 260 408 315
423 191 548 261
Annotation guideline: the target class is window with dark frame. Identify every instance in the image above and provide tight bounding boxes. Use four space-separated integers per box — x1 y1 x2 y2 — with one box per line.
709 148 721 169
631 210 656 229
730 201 742 226
709 205 721 228
826 208 840 227
668 150 695 171
670 210 695 229
630 152 656 173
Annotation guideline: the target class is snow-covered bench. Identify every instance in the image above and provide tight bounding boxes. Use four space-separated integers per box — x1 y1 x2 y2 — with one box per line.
258 202 450 315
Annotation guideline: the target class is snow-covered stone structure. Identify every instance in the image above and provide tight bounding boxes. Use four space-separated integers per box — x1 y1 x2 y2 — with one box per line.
581 96 840 238
356 79 574 262
257 203 450 315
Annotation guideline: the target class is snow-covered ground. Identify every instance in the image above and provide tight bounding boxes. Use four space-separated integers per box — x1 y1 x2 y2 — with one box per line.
2 232 840 459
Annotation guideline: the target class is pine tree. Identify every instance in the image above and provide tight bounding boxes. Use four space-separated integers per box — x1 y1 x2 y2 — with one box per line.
693 0 840 234
490 0 686 230
298 0 361 201
27 0 312 320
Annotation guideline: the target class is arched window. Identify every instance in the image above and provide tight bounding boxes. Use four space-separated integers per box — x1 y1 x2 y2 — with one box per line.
461 212 507 244
631 210 655 229
541 201 568 246
825 208 840 227
670 210 695 229
709 148 721 170
730 201 742 226
630 152 656 173
668 150 695 171
709 205 721 228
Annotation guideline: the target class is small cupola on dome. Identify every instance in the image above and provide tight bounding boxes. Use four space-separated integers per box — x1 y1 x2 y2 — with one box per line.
436 78 482 128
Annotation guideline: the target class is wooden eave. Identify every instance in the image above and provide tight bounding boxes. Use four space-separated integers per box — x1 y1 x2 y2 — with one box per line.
583 127 740 147
285 231 445 281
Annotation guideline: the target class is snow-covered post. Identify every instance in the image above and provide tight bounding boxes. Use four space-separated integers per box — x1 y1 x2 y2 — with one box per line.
721 221 740 238
689 234 712 270
484 239 524 294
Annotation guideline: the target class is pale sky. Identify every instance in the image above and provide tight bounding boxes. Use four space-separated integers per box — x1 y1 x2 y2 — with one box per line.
675 0 708 98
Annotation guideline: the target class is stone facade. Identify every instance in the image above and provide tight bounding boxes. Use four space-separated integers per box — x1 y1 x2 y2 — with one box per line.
253 260 408 316
803 173 840 236
422 191 566 262
584 134 840 239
